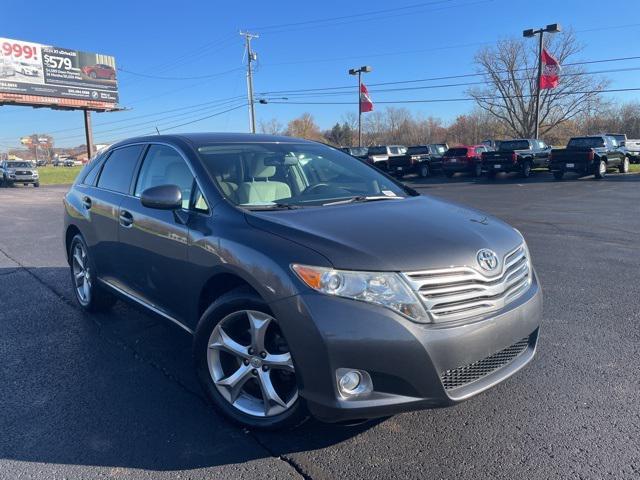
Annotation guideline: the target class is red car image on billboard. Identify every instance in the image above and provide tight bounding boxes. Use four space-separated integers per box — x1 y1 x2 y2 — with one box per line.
81 64 116 81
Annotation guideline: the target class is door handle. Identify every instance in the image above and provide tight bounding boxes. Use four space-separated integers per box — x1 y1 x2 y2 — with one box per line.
82 196 92 210
119 210 134 228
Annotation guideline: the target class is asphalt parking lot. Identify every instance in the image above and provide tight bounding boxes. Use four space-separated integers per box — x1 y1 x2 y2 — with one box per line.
1 171 639 479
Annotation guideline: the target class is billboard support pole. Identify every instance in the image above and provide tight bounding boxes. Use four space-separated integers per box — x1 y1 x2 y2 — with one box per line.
83 110 94 159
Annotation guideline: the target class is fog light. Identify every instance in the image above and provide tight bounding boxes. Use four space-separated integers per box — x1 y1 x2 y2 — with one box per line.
339 371 361 392
336 368 372 397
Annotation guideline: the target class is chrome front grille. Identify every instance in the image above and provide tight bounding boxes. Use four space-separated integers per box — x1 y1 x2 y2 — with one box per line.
403 244 532 323
440 337 530 390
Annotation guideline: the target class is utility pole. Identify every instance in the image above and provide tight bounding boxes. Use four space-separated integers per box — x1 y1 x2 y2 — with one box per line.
240 31 259 134
348 66 372 147
523 23 561 139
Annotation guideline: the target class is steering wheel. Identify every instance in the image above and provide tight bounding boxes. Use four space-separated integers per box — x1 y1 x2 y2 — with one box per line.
303 183 330 195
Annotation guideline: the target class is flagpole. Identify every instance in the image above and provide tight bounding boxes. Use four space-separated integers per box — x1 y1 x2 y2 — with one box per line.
349 66 372 148
523 24 560 139
534 31 543 140
358 71 362 148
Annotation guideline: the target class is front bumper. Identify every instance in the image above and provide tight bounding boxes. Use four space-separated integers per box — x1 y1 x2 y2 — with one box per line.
7 175 38 183
270 273 543 422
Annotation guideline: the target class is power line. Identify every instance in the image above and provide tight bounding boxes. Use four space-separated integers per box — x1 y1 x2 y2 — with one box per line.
258 55 640 95
264 87 640 105
117 66 244 81
250 0 455 30
96 103 247 144
43 95 246 136
268 66 640 99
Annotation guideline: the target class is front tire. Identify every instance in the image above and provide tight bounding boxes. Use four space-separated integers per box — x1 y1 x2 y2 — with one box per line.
619 157 630 174
594 159 607 179
419 163 430 178
194 287 308 430
69 234 116 312
445 171 454 178
34 182 40 188
553 171 564 180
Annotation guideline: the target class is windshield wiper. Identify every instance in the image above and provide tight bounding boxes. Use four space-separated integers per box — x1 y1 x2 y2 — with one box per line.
322 195 405 206
244 202 300 211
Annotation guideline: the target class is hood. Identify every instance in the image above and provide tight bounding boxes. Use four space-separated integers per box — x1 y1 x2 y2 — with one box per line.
244 196 524 272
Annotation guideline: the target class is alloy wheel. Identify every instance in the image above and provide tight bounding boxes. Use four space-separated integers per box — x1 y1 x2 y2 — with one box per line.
207 310 297 417
71 243 91 305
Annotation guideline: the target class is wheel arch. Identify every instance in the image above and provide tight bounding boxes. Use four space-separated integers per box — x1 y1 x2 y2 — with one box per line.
197 270 261 320
64 224 82 265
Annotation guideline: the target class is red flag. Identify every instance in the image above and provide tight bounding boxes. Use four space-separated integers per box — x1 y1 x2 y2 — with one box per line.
360 83 373 112
540 48 560 89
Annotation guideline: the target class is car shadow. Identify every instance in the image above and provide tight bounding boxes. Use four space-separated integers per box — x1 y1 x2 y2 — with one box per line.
0 266 379 472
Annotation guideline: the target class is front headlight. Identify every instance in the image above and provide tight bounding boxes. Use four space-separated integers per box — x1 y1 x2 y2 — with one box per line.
291 264 429 323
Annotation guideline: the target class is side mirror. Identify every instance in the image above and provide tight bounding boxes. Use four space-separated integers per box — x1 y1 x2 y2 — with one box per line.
141 184 182 210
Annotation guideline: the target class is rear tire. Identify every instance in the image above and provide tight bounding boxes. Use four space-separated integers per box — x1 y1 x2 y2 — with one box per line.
194 287 308 430
521 160 532 178
619 157 629 174
553 171 564 180
487 170 496 180
473 163 482 177
594 159 607 180
69 234 116 312
445 171 454 178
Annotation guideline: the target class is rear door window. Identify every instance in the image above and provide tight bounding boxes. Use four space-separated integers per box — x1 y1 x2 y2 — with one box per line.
97 145 144 194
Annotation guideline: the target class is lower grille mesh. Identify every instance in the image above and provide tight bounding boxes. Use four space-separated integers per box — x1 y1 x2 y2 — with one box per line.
441 337 529 390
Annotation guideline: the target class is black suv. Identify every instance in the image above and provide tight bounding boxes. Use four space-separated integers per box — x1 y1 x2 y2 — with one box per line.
63 133 542 429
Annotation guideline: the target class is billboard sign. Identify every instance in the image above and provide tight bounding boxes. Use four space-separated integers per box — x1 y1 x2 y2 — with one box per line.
0 37 118 109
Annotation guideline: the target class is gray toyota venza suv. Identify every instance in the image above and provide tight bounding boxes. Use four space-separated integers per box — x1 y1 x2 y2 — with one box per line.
63 133 542 429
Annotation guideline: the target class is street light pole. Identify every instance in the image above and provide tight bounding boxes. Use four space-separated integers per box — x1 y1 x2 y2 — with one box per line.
349 66 372 148
523 23 561 139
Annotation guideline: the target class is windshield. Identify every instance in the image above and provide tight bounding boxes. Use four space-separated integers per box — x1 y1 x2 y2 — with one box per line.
406 146 428 155
196 142 409 208
567 137 605 148
7 162 33 168
445 148 468 156
499 140 530 151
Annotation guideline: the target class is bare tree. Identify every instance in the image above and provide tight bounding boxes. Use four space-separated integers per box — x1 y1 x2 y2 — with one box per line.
258 118 284 135
468 31 608 138
285 113 324 141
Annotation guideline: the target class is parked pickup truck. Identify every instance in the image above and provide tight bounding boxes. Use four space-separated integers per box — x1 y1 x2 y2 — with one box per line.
549 135 629 180
387 144 446 177
0 160 40 187
339 147 369 160
366 145 407 171
482 139 551 178
623 139 640 163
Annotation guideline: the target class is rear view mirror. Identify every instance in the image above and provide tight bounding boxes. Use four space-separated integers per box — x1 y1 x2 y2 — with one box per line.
263 154 299 167
141 184 182 210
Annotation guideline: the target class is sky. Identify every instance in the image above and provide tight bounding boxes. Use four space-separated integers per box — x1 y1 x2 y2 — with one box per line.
1 0 639 148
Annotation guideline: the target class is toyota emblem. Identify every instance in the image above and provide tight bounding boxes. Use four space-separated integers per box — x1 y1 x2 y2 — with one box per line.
477 249 499 271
